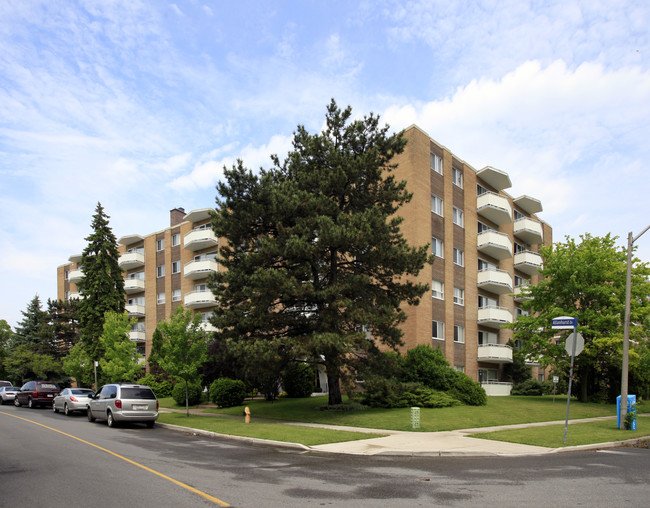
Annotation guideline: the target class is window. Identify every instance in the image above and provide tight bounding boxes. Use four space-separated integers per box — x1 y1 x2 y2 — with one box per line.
477 184 487 196
453 247 464 267
64 270 69 280
514 275 528 287
171 233 180 247
430 152 442 174
432 320 444 341
432 237 444 258
478 295 497 308
431 194 443 216
157 238 165 251
478 330 498 345
514 242 525 254
478 368 498 383
452 207 464 227
171 261 181 274
477 221 491 234
454 365 465 373
454 325 465 343
65 290 70 300
514 209 524 220
515 307 529 318
432 280 444 300
157 292 165 305
128 270 145 280
157 265 165 278
128 296 145 306
172 289 181 302
453 287 464 306
478 259 497 271
452 167 463 188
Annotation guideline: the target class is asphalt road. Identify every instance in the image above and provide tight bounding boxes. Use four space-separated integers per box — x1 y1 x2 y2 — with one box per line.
1 404 648 507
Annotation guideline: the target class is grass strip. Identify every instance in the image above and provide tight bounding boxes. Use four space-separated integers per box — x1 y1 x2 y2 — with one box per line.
157 412 386 446
470 416 650 448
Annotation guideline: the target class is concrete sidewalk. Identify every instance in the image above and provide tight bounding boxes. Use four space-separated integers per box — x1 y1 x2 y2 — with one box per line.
158 409 648 457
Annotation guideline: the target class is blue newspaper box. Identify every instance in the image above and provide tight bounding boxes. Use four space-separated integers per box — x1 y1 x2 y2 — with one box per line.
617 394 637 430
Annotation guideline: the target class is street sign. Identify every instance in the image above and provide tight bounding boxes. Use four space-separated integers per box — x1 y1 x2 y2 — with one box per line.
565 332 584 356
552 316 577 330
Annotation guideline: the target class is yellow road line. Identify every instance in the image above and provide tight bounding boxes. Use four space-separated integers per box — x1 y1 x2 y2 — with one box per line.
0 410 230 506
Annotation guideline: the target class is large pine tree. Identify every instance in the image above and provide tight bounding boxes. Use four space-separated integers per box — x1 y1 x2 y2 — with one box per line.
77 202 125 361
13 295 52 356
211 100 431 405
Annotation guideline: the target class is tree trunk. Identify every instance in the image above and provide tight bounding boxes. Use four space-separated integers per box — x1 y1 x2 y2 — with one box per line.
326 366 342 405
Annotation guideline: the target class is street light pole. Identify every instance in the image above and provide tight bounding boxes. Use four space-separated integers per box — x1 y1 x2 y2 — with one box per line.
620 225 650 428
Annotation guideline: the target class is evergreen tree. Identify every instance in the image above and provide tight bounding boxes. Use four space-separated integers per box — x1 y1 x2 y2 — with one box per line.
0 319 13 380
211 100 431 405
46 298 80 360
77 202 125 361
13 295 52 356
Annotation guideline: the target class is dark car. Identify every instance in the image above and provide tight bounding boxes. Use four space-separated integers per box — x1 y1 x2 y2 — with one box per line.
15 381 61 408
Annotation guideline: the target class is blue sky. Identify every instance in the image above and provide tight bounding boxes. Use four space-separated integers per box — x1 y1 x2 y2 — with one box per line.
2 0 650 328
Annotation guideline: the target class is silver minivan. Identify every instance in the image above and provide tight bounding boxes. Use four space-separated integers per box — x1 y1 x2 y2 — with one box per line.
87 384 158 428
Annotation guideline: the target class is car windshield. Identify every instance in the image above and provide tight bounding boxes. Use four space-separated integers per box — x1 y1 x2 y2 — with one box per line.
121 388 156 399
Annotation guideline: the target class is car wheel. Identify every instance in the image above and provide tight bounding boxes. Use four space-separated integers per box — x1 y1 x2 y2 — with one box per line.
53 401 58 413
87 407 96 423
28 397 34 409
64 403 70 416
107 410 116 428
146 421 155 428
14 398 21 407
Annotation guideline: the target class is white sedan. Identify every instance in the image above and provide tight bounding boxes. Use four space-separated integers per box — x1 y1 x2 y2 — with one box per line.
0 386 19 404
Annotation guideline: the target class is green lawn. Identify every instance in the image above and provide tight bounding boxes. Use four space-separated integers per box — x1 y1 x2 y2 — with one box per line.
471 416 650 448
195 395 649 432
157 412 385 446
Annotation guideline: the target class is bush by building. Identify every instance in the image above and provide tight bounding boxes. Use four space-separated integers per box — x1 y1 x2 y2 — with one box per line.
209 378 247 407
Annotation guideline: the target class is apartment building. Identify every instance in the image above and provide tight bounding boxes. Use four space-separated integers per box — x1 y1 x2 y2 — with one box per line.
57 207 219 360
392 125 552 395
57 125 551 395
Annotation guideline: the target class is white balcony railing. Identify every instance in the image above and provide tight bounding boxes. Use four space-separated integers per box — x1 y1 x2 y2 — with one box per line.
184 259 218 280
68 269 84 283
480 381 513 396
118 251 145 270
513 285 533 302
184 229 218 251
513 217 543 245
129 330 146 342
514 250 543 276
477 191 512 226
477 306 513 329
126 304 146 317
477 269 513 294
477 231 513 260
477 343 513 364
124 278 145 294
184 290 217 309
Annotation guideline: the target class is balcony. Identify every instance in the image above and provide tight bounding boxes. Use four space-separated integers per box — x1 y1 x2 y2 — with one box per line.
513 285 533 302
199 322 217 333
514 251 543 276
525 355 541 366
477 166 512 191
513 195 543 215
477 231 513 260
477 343 513 364
480 381 513 396
477 269 513 295
514 217 543 244
477 306 513 328
184 290 217 309
129 330 146 342
126 304 146 317
68 292 83 300
477 191 512 226
68 268 84 283
184 229 218 251
118 252 145 270
124 278 145 294
184 259 218 280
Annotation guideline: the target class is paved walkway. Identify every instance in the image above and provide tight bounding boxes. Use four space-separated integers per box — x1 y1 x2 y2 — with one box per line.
158 408 649 457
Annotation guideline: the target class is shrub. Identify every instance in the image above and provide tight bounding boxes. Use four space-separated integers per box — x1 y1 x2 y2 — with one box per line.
210 378 247 408
137 373 173 398
172 381 204 406
354 377 411 408
511 379 545 396
447 371 488 406
400 345 452 390
403 386 462 408
282 362 315 398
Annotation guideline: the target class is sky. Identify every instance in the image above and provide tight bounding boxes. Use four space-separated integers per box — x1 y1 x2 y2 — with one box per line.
1 0 650 329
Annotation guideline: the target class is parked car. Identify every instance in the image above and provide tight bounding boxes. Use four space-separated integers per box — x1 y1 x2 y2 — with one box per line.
53 388 95 415
0 386 19 404
87 384 158 428
14 381 61 408
0 380 12 387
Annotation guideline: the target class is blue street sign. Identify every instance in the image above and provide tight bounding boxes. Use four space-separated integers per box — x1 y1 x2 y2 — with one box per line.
552 316 577 330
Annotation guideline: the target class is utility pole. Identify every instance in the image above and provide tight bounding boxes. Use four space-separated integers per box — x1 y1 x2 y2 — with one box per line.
620 225 650 428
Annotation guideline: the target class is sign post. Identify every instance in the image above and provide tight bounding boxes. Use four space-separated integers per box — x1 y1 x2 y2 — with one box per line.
552 316 580 443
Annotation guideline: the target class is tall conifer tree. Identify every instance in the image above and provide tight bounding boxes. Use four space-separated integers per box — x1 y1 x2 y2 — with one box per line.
212 100 431 405
77 202 125 361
